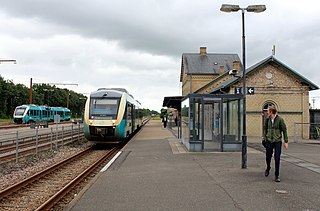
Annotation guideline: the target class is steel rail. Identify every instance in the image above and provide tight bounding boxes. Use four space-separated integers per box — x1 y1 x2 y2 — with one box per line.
37 146 120 210
0 147 92 199
0 118 149 209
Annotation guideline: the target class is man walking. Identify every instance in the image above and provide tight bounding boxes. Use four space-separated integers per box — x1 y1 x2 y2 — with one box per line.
263 105 289 182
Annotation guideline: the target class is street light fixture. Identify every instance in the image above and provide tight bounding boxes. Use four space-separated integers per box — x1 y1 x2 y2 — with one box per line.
0 59 17 64
220 4 266 169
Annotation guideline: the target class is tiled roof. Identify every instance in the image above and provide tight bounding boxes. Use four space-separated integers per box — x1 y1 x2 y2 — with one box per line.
180 53 241 82
207 56 319 93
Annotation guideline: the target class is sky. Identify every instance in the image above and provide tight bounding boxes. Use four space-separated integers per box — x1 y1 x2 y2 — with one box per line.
0 0 320 112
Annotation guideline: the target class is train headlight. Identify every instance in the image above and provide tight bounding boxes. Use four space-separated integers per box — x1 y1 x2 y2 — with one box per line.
89 120 93 124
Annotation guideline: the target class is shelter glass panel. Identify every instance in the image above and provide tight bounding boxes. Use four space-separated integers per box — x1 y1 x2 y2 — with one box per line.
194 100 200 142
202 101 221 151
223 99 241 142
181 98 190 145
180 94 242 152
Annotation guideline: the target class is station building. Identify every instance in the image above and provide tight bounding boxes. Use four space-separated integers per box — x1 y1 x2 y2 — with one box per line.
164 47 319 152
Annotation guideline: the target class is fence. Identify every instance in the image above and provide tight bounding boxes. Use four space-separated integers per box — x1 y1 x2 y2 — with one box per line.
0 123 84 163
293 123 320 143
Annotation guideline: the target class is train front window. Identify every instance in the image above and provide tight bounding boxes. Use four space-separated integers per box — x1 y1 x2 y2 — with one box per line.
89 98 119 120
14 108 26 116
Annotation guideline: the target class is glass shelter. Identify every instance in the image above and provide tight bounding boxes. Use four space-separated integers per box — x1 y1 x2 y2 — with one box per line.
181 94 243 152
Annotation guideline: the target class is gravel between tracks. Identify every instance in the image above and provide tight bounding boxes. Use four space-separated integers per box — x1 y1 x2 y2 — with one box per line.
0 141 92 191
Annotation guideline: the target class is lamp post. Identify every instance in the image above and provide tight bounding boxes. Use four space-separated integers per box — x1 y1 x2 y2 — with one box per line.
220 4 266 169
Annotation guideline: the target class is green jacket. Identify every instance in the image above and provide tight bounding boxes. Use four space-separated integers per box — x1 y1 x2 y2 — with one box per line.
263 115 288 143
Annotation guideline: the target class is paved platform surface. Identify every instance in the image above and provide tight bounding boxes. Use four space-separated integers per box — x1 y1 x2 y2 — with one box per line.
68 120 320 211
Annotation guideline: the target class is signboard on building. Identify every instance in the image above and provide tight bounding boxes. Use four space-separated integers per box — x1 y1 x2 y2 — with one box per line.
247 87 255 95
234 87 242 94
234 87 255 95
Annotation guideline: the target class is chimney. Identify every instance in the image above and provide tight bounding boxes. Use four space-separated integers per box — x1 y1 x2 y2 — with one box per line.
233 60 241 71
200 47 207 56
219 66 224 74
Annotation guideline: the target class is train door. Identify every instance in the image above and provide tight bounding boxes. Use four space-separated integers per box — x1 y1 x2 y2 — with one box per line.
29 109 36 123
126 102 132 136
131 104 135 133
25 109 31 123
40 109 43 121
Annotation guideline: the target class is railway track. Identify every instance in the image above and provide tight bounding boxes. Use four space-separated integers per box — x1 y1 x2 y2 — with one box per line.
0 144 122 210
0 117 149 209
0 121 78 130
0 126 83 164
0 122 12 126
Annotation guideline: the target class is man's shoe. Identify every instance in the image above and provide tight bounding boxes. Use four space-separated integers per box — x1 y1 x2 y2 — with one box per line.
275 177 280 182
265 169 270 177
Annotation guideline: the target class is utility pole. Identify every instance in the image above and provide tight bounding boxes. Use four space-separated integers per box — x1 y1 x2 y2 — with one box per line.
66 92 71 108
30 78 33 104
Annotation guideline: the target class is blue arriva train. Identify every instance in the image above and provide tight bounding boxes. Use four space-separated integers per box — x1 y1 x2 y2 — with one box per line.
83 88 142 143
13 104 71 124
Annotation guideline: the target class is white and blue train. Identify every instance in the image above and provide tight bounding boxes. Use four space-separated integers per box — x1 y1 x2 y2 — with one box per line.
83 88 142 143
13 104 71 124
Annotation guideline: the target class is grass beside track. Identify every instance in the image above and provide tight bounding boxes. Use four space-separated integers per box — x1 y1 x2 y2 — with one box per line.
0 119 13 123
151 116 161 120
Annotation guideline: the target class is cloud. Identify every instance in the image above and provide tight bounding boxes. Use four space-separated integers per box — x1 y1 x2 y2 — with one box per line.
0 31 179 111
0 0 320 110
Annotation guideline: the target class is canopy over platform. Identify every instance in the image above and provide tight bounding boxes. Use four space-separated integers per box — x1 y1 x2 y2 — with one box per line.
162 96 183 111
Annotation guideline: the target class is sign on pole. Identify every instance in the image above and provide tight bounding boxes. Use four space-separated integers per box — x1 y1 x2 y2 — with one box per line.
54 114 60 123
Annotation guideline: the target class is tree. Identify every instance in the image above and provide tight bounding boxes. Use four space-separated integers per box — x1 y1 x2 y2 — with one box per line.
0 79 87 119
160 108 167 118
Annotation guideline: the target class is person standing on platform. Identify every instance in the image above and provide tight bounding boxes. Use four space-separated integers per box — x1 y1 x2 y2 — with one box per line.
263 105 289 182
162 116 167 128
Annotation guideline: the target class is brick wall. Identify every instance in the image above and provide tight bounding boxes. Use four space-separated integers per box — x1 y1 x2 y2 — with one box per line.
181 59 312 139
182 74 217 95
236 64 310 138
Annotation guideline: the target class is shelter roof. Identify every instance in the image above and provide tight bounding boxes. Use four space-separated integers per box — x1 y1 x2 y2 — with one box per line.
162 96 183 111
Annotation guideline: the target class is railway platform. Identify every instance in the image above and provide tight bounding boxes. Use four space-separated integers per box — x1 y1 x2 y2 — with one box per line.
68 120 320 210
